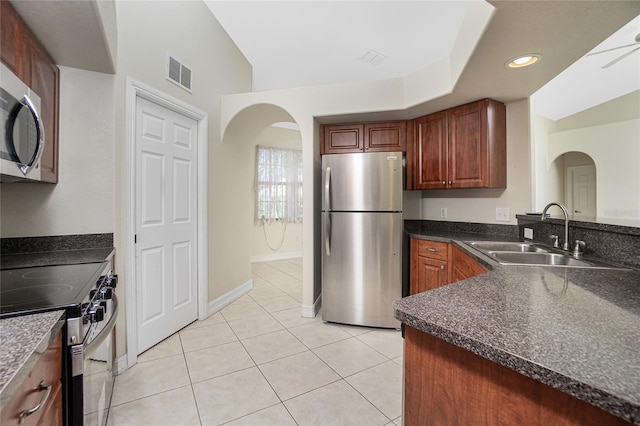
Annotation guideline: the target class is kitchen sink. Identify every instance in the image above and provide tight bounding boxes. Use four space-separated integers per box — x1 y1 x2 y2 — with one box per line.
464 241 630 270
486 251 593 267
466 241 549 253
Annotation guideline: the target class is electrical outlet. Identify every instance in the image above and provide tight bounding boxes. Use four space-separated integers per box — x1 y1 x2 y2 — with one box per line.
524 228 534 239
495 207 510 221
441 207 447 218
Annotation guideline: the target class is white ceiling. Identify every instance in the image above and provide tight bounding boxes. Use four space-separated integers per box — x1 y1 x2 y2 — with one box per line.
205 1 640 120
534 15 640 120
9 0 640 122
204 1 472 92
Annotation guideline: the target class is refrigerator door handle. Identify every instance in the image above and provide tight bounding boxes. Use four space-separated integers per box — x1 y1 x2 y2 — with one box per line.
324 167 331 256
324 166 331 212
325 217 332 256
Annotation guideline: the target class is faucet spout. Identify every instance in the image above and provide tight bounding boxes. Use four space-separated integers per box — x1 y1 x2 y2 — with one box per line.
541 202 570 251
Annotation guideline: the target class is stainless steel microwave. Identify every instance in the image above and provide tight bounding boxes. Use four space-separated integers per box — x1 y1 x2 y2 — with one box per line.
1 62 44 182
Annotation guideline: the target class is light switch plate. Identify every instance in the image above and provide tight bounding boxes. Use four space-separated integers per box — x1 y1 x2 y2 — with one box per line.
495 207 510 221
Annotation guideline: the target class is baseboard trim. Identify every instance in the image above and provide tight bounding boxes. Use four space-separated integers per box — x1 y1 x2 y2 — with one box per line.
301 293 321 318
207 278 253 316
116 280 253 375
251 252 302 263
114 354 130 375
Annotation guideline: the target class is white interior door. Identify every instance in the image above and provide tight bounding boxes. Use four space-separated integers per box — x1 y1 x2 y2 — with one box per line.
135 96 198 354
567 165 596 221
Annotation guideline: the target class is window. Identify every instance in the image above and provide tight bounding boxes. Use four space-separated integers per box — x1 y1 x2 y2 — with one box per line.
254 146 303 223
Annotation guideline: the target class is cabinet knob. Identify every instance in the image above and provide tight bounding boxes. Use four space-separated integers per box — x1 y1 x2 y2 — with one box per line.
442 181 446 185
448 181 452 185
440 265 445 270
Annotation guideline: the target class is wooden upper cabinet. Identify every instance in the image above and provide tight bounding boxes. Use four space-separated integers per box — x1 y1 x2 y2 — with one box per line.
0 0 23 75
364 121 406 152
321 121 407 155
412 111 447 189
408 99 506 190
1 0 60 183
26 37 59 183
321 124 364 154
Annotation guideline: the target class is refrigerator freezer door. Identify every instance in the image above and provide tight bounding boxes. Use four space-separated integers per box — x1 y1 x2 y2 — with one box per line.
321 211 402 328
322 152 403 212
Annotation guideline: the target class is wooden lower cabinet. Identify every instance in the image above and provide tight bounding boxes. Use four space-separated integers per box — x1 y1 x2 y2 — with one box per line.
0 329 62 426
404 326 632 426
410 239 449 294
450 244 489 282
410 239 489 294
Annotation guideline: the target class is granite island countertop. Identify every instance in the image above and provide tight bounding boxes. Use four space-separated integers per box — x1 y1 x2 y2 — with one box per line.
395 229 640 425
0 311 65 410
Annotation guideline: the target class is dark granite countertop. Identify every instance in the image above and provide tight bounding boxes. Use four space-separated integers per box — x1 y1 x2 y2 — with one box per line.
395 228 640 425
1 247 114 270
1 233 115 270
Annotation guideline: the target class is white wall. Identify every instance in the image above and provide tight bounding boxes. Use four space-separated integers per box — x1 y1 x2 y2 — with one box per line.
533 90 640 225
548 119 640 224
1 66 115 237
2 1 253 361
112 0 252 356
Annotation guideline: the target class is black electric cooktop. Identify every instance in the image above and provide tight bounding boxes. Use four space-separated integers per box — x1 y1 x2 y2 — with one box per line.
0 261 109 319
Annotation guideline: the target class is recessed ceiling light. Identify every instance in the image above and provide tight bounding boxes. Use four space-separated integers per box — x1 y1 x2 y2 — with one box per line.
506 54 542 68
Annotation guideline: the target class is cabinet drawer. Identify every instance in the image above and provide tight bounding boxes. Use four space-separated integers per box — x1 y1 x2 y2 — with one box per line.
1 330 62 426
415 240 449 260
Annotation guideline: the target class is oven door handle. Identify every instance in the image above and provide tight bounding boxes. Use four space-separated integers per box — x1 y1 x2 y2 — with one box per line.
83 290 118 359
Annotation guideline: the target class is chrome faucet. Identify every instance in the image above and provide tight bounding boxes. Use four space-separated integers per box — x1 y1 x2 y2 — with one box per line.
541 202 570 251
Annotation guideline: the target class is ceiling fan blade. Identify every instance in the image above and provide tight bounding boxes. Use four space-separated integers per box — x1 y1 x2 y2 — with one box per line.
587 42 639 56
602 46 640 69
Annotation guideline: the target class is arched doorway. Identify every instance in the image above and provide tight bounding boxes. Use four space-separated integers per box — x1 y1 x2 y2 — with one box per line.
550 151 596 221
222 104 306 309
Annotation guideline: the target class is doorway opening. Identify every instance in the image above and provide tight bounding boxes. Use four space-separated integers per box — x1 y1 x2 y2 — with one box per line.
125 78 208 369
550 151 597 221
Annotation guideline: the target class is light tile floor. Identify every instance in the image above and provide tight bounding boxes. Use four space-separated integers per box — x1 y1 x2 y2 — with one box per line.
107 259 404 426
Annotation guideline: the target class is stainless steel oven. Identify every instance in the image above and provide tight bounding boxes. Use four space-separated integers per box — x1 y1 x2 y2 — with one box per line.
0 62 44 182
0 261 118 425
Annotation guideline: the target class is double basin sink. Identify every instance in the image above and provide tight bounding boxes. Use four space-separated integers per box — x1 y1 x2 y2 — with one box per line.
464 241 628 270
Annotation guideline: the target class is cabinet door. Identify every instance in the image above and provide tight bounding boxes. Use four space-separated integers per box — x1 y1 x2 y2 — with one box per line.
450 245 489 283
27 37 59 183
0 0 23 75
448 100 487 188
364 121 406 152
411 256 448 294
412 112 448 189
410 239 449 294
321 124 364 154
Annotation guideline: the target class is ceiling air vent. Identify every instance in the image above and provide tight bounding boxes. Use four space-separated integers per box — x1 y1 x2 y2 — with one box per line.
166 53 192 92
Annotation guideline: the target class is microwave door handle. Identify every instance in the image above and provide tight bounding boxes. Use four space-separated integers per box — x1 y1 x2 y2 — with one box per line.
18 94 44 176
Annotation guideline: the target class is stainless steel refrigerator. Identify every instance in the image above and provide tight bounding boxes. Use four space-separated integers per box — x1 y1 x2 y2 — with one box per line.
321 151 403 328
